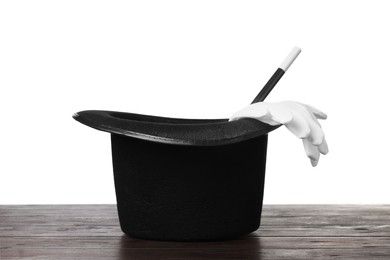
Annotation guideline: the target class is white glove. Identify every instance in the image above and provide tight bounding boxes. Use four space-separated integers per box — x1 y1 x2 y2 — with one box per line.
230 101 328 167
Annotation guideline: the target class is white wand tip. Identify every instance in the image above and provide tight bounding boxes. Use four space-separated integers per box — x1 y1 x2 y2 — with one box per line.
279 47 301 72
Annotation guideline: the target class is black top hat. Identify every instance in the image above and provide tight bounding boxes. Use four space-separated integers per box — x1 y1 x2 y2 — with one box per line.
73 110 280 146
73 109 279 241
72 48 300 241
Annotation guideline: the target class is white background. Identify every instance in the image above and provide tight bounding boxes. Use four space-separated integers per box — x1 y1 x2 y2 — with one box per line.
1 0 389 204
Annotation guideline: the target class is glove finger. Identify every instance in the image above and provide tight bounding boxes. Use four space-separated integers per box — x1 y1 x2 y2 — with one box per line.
318 137 329 155
311 158 319 167
301 103 327 120
300 108 325 146
303 138 320 162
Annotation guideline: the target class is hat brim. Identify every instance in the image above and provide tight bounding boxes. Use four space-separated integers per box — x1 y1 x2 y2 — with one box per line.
73 110 279 146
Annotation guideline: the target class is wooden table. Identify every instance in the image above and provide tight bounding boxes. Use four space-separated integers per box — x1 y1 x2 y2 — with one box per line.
1 205 389 259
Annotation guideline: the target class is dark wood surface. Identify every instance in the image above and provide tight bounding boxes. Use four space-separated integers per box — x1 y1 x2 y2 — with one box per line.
1 205 389 259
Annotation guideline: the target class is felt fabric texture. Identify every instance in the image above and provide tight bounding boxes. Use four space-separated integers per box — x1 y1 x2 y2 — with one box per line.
111 133 268 241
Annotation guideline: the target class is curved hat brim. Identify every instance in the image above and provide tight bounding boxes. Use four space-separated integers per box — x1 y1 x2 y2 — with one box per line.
73 110 280 146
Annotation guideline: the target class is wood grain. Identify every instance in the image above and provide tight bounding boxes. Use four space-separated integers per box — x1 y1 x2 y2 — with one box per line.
1 205 390 259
